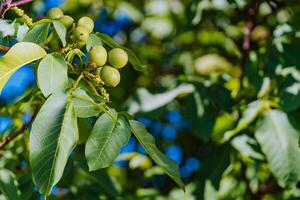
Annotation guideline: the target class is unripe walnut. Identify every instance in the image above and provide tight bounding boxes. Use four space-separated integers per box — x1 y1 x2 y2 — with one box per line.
108 48 128 69
100 65 121 87
73 26 89 43
77 16 94 33
89 45 107 67
47 8 64 20
58 15 74 30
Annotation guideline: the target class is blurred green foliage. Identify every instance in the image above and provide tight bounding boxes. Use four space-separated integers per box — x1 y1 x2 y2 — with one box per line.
1 0 300 199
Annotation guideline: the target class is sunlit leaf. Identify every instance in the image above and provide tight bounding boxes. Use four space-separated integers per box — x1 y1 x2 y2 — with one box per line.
37 54 68 97
255 110 300 187
0 42 46 93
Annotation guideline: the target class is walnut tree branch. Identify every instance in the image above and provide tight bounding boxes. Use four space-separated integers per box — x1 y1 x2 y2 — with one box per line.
0 44 9 52
0 111 37 149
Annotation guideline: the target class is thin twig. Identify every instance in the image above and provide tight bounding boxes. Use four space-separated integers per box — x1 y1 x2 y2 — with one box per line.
0 111 37 150
71 73 84 91
0 44 9 52
10 0 32 7
0 0 32 18
239 2 258 88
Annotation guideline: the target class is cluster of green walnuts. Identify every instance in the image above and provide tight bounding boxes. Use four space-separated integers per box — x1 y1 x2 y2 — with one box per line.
47 7 128 88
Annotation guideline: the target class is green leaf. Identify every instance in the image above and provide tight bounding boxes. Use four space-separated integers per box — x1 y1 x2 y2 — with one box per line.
0 169 19 200
129 120 185 190
0 42 46 93
78 118 92 144
127 84 195 115
255 109 300 187
231 135 264 160
72 88 104 118
23 22 50 44
96 33 148 73
281 82 300 112
53 20 67 47
223 100 265 142
37 54 68 97
86 34 102 52
85 111 131 170
184 92 217 142
30 92 79 195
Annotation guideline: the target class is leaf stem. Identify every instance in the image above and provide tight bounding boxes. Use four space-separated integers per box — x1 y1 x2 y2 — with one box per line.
83 77 101 96
71 73 84 91
10 0 32 7
71 93 118 123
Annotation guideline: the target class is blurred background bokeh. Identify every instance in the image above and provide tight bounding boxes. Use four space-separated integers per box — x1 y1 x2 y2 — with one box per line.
1 0 300 199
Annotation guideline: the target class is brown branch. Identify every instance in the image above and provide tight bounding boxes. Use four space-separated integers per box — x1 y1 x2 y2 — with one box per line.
0 111 37 150
0 44 9 52
10 0 32 7
239 2 259 89
0 0 32 18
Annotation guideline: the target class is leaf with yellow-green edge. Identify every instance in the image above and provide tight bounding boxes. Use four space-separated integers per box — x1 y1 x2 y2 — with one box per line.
0 42 46 93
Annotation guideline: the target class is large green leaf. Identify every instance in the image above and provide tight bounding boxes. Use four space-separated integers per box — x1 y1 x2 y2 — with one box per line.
0 42 46 93
96 33 148 73
53 20 67 47
255 109 300 187
0 169 19 200
30 92 79 195
23 22 50 44
72 88 105 118
37 54 68 97
129 120 185 190
85 111 131 170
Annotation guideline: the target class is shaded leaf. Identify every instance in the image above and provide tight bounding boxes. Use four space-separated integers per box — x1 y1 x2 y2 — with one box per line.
281 82 300 112
0 169 19 200
53 20 67 47
185 92 217 142
129 120 185 190
23 23 50 44
85 111 131 170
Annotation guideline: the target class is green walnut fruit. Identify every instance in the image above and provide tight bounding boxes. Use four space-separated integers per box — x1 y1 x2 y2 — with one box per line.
89 45 107 67
77 16 94 33
73 26 89 43
58 15 74 30
47 7 64 19
108 48 128 69
100 65 121 87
